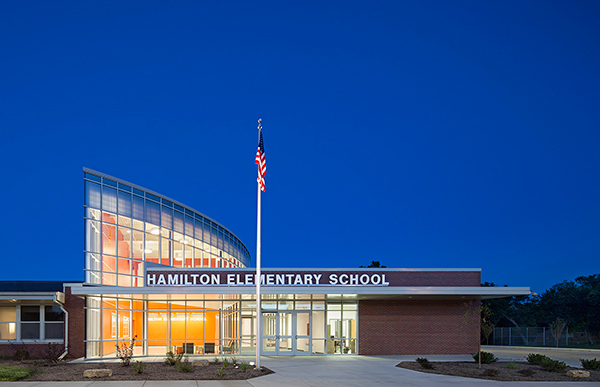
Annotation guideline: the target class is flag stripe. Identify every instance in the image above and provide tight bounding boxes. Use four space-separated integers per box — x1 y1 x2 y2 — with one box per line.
255 130 266 191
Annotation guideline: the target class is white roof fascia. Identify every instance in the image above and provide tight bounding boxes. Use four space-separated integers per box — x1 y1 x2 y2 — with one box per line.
69 285 529 298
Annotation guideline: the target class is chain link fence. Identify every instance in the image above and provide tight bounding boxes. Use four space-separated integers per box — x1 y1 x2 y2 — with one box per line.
490 327 595 347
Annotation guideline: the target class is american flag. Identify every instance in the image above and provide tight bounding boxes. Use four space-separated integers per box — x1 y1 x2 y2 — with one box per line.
255 130 266 191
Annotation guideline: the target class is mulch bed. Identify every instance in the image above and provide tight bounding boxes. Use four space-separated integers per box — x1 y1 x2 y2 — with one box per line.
397 361 600 382
0 360 273 381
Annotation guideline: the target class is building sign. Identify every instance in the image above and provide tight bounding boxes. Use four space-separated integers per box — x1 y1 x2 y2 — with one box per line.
145 269 391 287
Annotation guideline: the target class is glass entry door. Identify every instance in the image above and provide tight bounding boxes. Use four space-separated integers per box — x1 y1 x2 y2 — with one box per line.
261 311 311 355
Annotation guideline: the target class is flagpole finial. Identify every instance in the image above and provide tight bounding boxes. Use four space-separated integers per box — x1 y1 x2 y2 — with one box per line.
257 118 262 130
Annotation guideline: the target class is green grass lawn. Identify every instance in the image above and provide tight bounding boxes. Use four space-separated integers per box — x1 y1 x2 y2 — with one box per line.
0 366 34 381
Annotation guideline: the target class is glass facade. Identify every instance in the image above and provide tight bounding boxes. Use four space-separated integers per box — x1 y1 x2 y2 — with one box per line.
82 170 358 357
84 170 251 286
84 294 357 357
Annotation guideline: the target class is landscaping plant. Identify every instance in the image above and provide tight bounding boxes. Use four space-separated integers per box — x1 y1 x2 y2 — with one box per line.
175 356 194 373
231 357 237 365
518 369 535 377
580 358 600 371
506 362 518 369
241 361 249 372
526 353 550 365
222 357 229 368
132 361 147 374
216 367 224 377
472 351 497 364
0 366 33 381
415 358 434 369
213 356 220 364
43 342 65 365
164 351 183 366
540 358 567 373
116 336 136 366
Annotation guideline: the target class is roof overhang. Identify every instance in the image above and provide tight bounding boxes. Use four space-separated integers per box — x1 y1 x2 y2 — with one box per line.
69 283 529 300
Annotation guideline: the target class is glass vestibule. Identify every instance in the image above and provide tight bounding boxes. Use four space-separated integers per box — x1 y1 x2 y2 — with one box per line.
84 294 357 358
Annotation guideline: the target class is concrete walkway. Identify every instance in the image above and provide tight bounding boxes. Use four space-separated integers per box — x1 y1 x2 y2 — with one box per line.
1 352 599 387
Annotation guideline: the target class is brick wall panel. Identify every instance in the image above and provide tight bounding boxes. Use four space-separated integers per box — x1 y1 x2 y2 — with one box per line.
358 299 480 355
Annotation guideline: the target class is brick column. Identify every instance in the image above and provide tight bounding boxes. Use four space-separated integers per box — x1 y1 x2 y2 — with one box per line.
63 286 85 358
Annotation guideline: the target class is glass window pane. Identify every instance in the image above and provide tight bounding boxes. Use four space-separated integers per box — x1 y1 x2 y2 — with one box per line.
132 195 144 220
0 323 16 340
21 323 40 339
45 306 64 321
145 200 160 225
185 216 194 237
85 181 101 208
118 191 132 217
45 323 64 339
174 211 184 233
161 206 173 229
21 306 40 321
0 306 16 321
102 186 117 213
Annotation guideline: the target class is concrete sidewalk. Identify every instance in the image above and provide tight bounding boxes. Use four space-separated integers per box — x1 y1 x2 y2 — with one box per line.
1 354 599 386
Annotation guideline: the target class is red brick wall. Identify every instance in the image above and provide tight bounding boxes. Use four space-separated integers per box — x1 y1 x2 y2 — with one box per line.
358 299 481 355
64 286 85 358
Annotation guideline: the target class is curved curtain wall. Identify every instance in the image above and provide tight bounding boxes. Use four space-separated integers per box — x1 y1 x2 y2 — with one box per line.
84 170 251 286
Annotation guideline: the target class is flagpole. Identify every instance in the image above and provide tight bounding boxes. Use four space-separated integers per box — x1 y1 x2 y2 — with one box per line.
255 118 263 370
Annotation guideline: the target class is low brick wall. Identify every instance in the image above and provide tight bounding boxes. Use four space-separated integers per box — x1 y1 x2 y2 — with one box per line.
358 299 480 355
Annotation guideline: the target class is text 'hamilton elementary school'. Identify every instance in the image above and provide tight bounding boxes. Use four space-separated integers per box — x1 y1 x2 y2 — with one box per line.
0 167 530 359
146 270 392 287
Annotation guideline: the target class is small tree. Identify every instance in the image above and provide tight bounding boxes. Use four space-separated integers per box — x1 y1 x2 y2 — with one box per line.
461 300 484 369
549 317 566 348
481 305 495 345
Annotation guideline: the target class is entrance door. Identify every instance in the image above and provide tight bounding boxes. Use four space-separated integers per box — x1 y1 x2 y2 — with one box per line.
261 311 311 355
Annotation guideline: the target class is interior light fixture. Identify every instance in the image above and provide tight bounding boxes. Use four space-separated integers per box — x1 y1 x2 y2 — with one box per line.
151 229 160 235
183 240 189 244
144 248 153 254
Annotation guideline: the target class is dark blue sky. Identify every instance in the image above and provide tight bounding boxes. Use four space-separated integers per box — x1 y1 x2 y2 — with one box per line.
1 1 598 294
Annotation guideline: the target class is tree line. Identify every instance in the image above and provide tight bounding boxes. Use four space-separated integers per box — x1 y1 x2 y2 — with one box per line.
482 274 600 341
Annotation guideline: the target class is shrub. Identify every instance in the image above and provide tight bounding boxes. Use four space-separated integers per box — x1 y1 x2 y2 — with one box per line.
43 343 64 365
540 358 567 373
164 351 183 366
518 369 535 377
132 361 147 374
13 350 29 362
580 358 600 371
241 362 249 372
472 351 497 364
10 341 31 362
222 358 229 368
483 368 499 377
116 336 136 366
216 367 224 377
506 362 518 369
526 353 550 365
415 357 434 369
176 357 194 373
0 366 34 381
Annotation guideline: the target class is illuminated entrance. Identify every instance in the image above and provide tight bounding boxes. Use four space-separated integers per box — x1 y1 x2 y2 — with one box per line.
262 311 311 355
